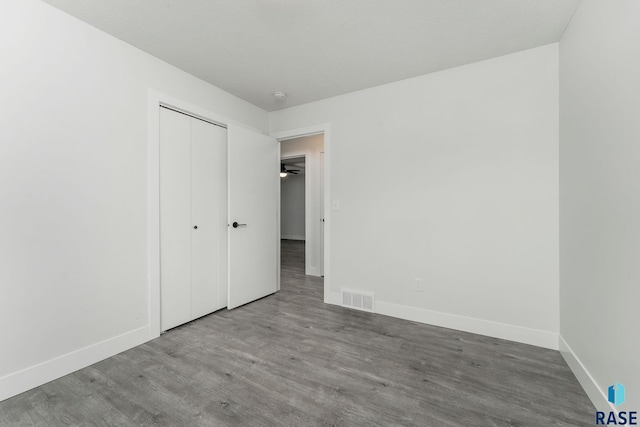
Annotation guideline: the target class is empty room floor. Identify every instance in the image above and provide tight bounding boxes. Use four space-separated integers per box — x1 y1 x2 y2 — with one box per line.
0 240 594 426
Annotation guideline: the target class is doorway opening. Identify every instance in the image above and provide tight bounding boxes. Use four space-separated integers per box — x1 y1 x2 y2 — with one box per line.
280 156 306 274
279 134 325 280
272 124 331 304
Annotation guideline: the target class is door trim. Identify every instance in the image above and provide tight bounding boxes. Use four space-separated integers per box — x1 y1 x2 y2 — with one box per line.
271 124 332 304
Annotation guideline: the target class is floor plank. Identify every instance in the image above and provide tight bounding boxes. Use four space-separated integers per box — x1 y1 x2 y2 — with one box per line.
0 240 594 426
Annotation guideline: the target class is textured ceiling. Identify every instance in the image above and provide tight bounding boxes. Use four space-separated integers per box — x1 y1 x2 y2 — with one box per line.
41 0 580 111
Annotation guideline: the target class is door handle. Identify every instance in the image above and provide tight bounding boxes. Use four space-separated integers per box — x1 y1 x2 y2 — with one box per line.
232 222 247 228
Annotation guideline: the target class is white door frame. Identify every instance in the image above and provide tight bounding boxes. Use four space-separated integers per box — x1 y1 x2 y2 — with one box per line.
147 90 266 339
271 124 331 304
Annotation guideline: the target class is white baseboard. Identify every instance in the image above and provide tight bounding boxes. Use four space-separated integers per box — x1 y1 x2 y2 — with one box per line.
281 235 305 241
0 325 150 402
305 265 320 277
325 292 558 349
559 335 613 413
327 291 341 305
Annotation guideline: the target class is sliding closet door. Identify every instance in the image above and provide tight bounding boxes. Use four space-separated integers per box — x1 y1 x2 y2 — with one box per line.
159 108 191 331
190 118 227 319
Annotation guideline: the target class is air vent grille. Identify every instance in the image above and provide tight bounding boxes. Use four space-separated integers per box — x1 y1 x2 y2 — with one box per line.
340 288 375 313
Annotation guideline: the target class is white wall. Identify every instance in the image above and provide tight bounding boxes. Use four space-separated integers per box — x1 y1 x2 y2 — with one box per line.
270 44 560 349
280 134 325 276
559 0 640 411
281 173 306 240
0 0 267 401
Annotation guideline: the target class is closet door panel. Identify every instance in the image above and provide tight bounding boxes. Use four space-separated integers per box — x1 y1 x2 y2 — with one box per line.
190 119 227 318
159 108 192 331
211 128 229 309
214 127 229 309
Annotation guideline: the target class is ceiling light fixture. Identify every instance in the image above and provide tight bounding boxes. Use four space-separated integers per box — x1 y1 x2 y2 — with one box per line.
273 91 287 101
280 163 288 178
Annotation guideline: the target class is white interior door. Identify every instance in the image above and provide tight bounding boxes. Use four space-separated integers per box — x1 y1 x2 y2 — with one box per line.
160 107 227 332
160 108 191 331
320 151 325 277
228 124 279 309
190 118 227 319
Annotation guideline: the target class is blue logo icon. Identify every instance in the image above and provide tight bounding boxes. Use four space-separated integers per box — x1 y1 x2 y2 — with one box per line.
608 382 626 407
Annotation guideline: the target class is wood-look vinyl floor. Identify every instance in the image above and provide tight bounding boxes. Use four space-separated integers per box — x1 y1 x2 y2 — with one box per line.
0 240 594 426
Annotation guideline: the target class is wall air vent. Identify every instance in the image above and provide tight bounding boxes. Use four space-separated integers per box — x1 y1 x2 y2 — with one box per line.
341 288 375 313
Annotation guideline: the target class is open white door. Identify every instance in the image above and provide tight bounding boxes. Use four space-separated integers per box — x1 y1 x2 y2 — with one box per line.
228 124 279 309
320 151 325 277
